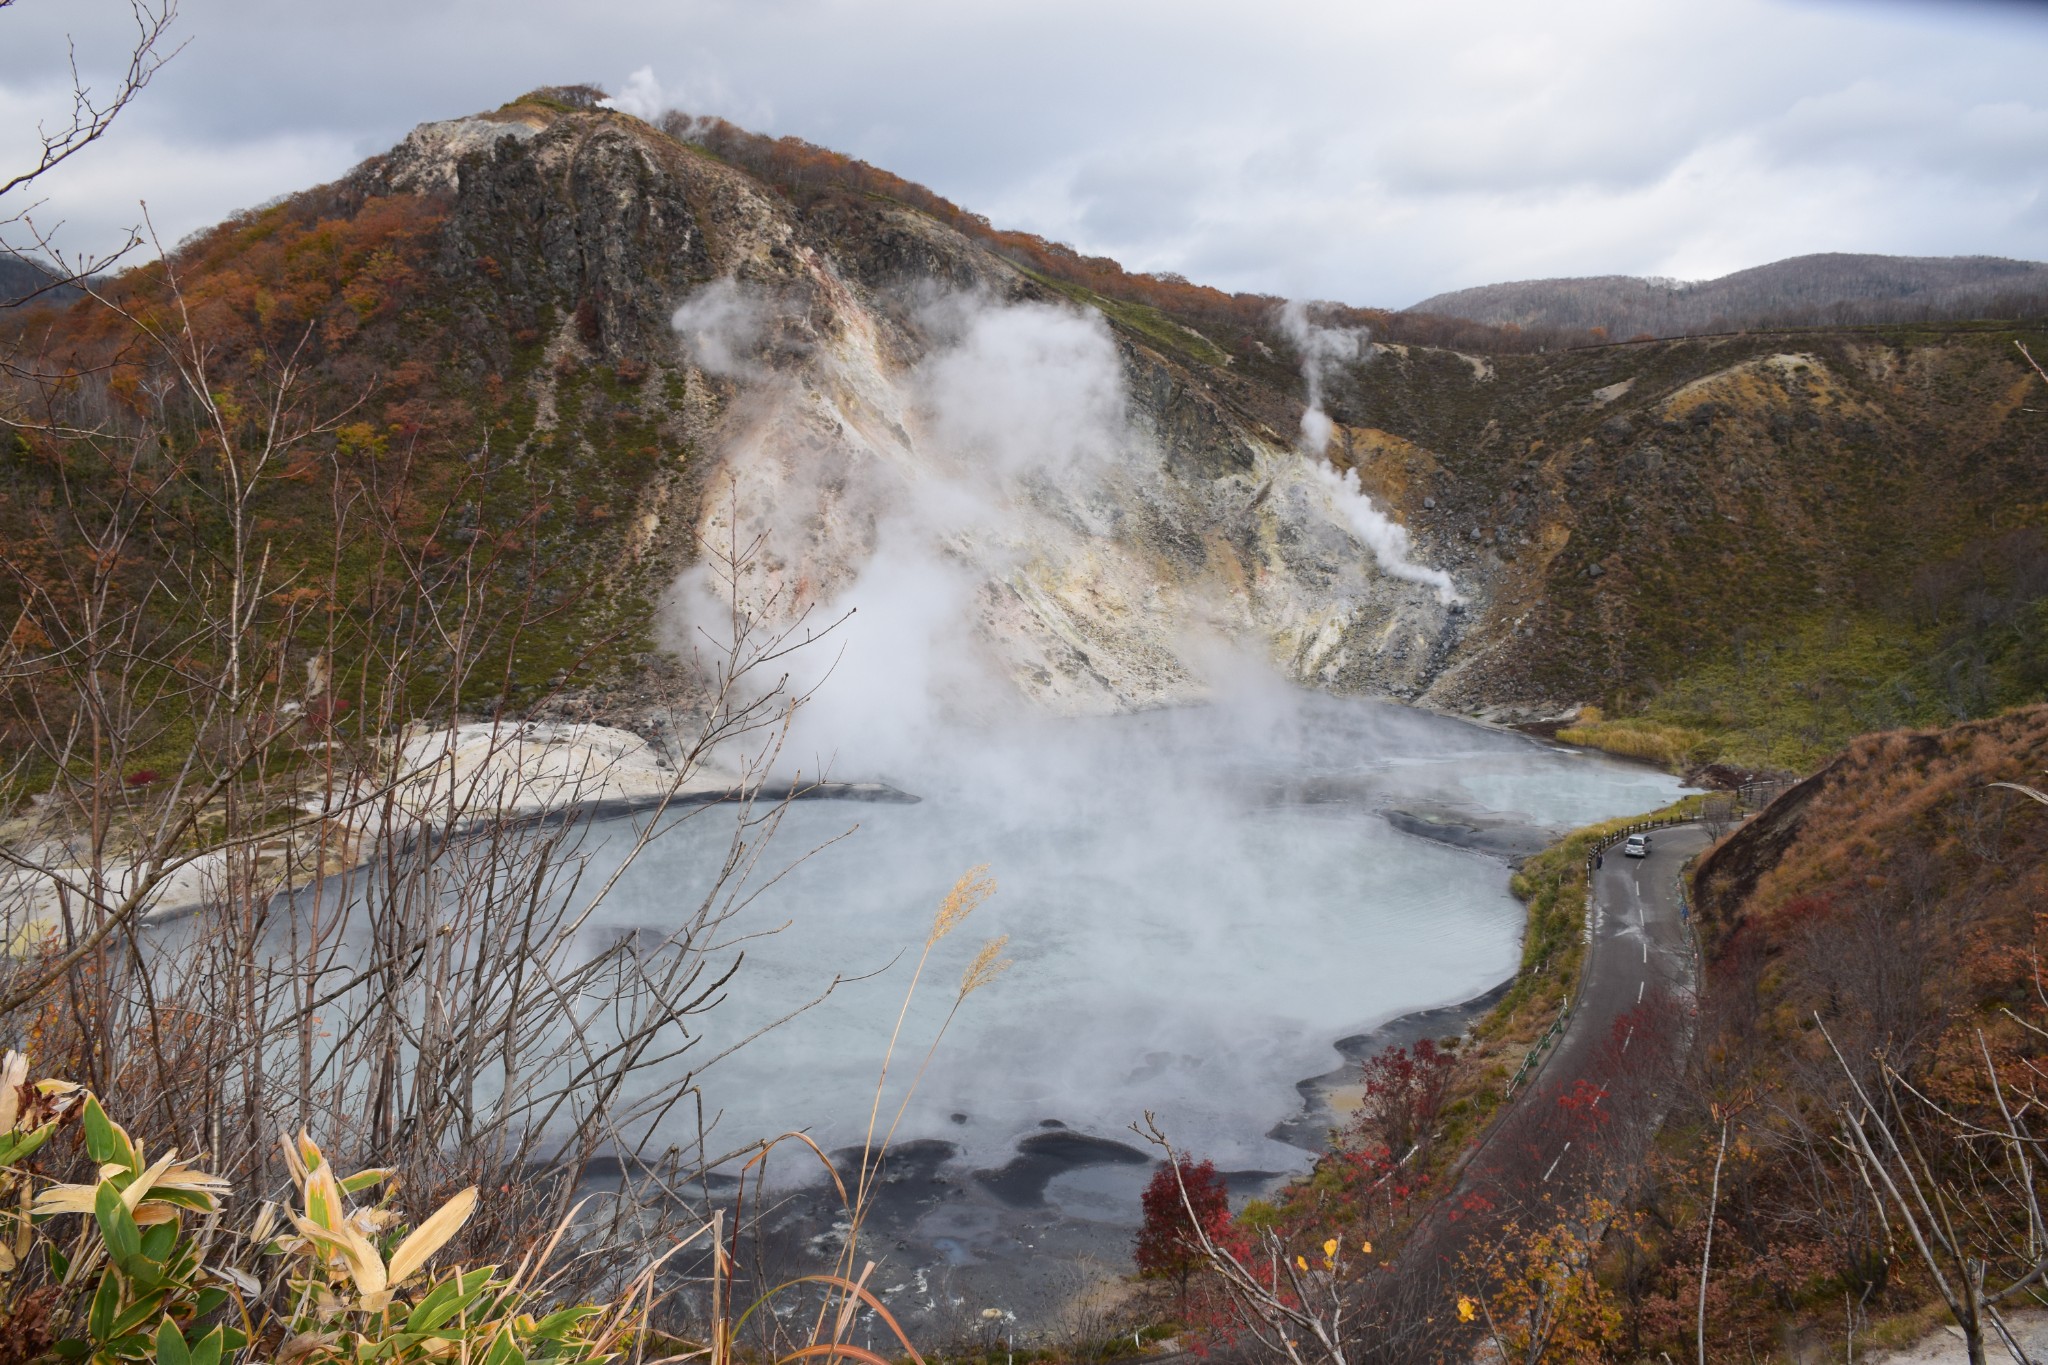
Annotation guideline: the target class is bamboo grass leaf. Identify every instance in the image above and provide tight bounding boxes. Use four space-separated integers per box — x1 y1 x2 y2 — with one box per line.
155 1319 191 1365
93 1183 141 1267
87 1271 118 1341
340 1167 396 1195
111 1289 170 1338
81 1097 124 1166
0 1123 52 1169
387 1187 478 1287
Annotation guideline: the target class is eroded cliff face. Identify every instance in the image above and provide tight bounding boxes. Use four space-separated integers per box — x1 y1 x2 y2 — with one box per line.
1338 331 2048 719
365 106 1469 714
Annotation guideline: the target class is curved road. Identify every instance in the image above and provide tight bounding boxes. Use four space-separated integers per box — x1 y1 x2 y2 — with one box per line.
1403 821 1710 1288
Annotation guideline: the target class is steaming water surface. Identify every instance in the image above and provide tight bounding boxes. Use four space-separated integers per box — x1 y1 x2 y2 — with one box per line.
590 695 1689 1176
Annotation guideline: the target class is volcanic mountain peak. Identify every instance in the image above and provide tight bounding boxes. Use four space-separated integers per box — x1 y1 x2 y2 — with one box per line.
313 99 2048 735
342 97 1471 715
383 111 548 195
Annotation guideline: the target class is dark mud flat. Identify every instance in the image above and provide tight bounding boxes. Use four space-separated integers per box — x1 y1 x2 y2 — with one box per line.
975 1129 1150 1206
738 975 1515 1336
380 781 921 866
737 1134 1172 1339
1268 978 1513 1152
1381 804 1553 860
563 779 922 826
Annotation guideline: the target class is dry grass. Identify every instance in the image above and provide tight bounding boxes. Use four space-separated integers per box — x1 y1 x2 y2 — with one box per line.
1555 716 1717 771
1857 1299 1955 1351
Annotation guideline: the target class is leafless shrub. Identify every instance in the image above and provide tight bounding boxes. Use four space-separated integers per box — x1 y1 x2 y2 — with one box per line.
1699 791 1737 841
1 0 184 301
0 236 864 1306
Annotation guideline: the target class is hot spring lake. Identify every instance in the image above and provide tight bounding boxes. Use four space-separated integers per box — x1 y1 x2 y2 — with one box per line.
583 693 1691 1184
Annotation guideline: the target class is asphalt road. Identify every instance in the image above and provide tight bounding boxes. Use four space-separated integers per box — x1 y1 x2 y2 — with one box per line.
1553 821 1708 1108
1402 820 1710 1293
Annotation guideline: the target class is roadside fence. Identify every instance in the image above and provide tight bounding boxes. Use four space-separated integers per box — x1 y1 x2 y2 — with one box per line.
1505 815 1696 1101
1503 1004 1569 1099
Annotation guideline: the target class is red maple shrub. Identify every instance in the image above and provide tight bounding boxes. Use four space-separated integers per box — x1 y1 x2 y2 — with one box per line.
301 696 354 733
1353 1039 1457 1159
1136 1156 1232 1313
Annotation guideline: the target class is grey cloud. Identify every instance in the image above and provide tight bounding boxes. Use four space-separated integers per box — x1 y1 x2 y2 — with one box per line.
4 0 2047 306
1758 82 2048 181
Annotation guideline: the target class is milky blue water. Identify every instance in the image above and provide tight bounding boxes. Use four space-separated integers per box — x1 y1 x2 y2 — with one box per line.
587 694 1689 1174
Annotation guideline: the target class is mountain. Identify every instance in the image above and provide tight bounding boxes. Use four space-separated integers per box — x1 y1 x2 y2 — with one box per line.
1329 327 2048 760
357 97 1463 711
0 255 81 308
4 93 2046 768
1407 252 2048 340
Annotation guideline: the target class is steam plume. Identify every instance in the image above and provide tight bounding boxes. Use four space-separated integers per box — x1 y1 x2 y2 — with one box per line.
1280 301 1460 605
625 275 1693 1188
671 279 772 379
663 282 1147 770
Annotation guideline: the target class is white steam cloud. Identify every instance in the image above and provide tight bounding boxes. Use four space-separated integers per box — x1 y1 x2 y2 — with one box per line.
599 65 775 131
630 273 1691 1201
664 281 1141 775
916 296 1127 482
1279 299 1360 459
670 278 773 379
664 276 1467 773
600 67 667 121
1280 301 1460 606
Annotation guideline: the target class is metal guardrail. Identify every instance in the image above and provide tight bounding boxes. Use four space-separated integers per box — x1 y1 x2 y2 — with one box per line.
1582 812 1697 877
1503 1005 1568 1098
1735 778 1797 812
1581 812 1696 943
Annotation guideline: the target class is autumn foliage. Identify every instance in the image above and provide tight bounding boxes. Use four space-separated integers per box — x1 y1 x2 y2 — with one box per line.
1352 1039 1456 1161
1610 706 2048 1357
1 151 667 742
1135 1157 1233 1311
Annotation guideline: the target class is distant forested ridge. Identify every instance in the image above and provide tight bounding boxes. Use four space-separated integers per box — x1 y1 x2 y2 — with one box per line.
1408 252 2048 340
0 255 79 308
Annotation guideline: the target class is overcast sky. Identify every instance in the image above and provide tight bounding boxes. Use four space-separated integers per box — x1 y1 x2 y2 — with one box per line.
4 0 2046 307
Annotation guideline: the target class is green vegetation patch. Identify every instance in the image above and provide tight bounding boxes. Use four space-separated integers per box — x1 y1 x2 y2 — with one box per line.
1575 590 2048 774
1557 709 1721 772
1017 266 1233 368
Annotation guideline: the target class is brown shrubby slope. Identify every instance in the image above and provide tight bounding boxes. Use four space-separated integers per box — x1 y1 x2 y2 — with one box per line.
1591 706 2048 1357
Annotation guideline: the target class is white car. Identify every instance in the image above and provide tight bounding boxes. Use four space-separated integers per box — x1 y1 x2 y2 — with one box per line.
1623 833 1650 858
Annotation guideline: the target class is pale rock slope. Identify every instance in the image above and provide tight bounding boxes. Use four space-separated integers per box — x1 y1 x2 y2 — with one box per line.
373 110 1467 714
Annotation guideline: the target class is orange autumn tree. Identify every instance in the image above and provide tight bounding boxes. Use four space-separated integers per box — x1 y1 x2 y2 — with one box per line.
1461 1196 1627 1365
